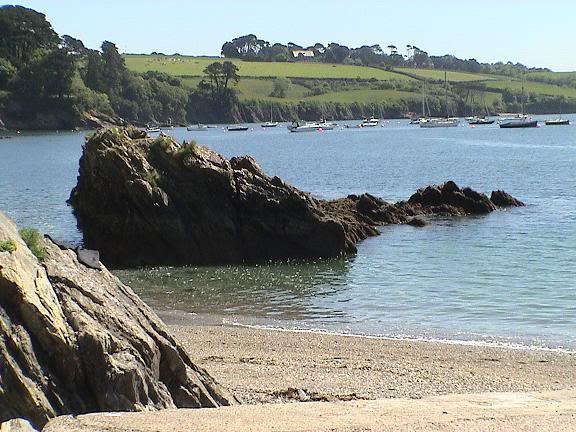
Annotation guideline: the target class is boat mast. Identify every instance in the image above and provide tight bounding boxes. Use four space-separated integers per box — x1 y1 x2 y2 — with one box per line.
444 71 448 118
521 72 525 116
422 81 425 117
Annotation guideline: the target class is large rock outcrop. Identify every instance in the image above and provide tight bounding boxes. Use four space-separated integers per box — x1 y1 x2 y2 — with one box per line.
69 128 524 267
0 212 236 429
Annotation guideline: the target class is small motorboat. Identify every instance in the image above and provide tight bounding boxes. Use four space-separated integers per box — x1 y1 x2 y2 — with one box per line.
261 121 278 128
287 121 322 133
360 116 379 127
420 118 459 128
187 124 208 131
545 118 570 126
145 126 161 134
467 116 495 125
227 125 249 132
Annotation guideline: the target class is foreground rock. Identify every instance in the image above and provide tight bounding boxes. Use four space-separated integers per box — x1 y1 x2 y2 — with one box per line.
0 212 235 429
69 128 524 267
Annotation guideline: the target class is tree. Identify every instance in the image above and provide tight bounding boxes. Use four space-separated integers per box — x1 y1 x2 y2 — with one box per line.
387 45 398 55
324 43 350 63
203 61 239 98
270 78 290 98
0 5 59 68
101 41 126 94
61 35 88 56
0 57 16 89
220 35 269 59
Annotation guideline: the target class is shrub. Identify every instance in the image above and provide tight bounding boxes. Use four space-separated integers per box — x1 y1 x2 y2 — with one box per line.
19 228 46 261
0 239 17 253
175 140 197 160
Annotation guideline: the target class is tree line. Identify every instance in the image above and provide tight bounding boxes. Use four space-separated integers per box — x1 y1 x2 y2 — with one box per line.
221 34 549 78
0 5 240 129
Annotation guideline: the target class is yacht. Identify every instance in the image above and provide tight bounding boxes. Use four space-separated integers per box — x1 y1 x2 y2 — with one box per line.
499 75 538 129
187 124 208 131
360 116 379 127
287 121 322 132
420 72 458 128
545 118 570 126
261 121 278 128
145 126 161 134
227 125 249 132
467 116 495 125
420 117 459 128
261 106 278 128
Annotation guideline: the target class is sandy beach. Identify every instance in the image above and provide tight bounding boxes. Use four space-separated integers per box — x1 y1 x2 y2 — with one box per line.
46 321 576 431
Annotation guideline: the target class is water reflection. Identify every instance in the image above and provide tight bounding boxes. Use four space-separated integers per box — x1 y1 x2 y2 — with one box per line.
115 258 353 321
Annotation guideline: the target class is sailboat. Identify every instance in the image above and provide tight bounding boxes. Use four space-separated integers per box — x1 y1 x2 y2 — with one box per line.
411 82 431 124
261 105 278 128
499 74 538 128
545 107 570 126
420 72 459 128
467 91 495 125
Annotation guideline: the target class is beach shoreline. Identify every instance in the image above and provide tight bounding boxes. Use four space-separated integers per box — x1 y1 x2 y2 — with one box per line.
164 317 576 404
45 319 576 431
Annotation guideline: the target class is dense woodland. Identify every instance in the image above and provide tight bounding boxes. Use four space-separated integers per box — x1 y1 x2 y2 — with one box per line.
0 6 574 130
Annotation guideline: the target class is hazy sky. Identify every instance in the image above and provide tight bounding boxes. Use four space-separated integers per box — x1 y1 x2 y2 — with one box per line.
11 0 576 71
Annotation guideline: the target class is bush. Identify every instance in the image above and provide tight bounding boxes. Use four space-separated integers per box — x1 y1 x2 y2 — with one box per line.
0 239 17 253
19 228 45 261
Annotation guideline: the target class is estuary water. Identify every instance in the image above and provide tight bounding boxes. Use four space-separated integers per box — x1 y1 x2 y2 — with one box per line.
1 117 575 350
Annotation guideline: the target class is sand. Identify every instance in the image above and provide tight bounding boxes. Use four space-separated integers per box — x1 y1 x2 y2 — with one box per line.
45 322 576 431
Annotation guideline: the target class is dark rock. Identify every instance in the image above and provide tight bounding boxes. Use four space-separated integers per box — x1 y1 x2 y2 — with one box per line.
0 211 236 429
69 129 525 268
407 217 429 227
80 110 128 129
490 190 526 208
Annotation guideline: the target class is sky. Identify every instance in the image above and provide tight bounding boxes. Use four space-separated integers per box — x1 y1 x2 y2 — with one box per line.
9 0 576 71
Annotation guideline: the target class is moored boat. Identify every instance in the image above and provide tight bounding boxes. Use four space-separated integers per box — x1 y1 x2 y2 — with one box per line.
145 126 161 134
499 117 538 128
227 125 249 132
467 116 495 125
287 121 322 132
187 123 208 131
261 121 278 128
420 117 459 128
360 116 379 127
545 119 570 126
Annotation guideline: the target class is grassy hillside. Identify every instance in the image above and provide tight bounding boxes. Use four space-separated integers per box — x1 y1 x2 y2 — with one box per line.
124 55 413 80
125 54 576 117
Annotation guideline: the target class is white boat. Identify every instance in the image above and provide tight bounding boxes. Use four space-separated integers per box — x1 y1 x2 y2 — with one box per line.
360 116 379 127
287 121 322 132
420 72 458 128
318 120 337 130
262 106 278 128
420 118 459 128
145 126 161 134
187 124 208 131
261 121 278 128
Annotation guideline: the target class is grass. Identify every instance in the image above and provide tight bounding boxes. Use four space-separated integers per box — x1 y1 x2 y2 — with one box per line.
396 68 497 82
19 228 45 261
180 77 310 101
484 80 576 97
124 55 415 80
0 239 17 253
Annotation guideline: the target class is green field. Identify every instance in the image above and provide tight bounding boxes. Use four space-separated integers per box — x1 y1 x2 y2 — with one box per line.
485 80 576 97
396 68 497 82
125 55 413 80
125 54 576 108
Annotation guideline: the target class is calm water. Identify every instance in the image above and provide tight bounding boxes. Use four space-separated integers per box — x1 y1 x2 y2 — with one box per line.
1 117 575 350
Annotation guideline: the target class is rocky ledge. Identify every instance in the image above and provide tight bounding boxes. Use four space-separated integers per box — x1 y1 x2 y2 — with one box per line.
69 128 524 268
0 212 236 430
